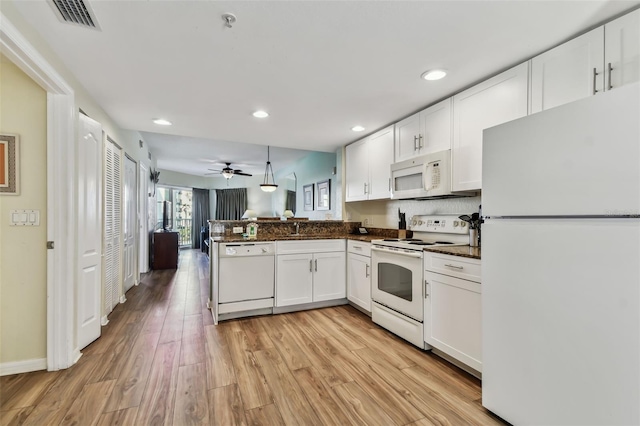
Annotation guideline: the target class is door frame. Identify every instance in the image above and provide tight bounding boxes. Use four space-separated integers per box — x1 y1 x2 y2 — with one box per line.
123 153 138 292
139 162 149 274
1 13 78 369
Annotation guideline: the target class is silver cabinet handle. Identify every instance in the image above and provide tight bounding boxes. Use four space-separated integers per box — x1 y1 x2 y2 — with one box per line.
353 245 362 250
365 264 370 277
315 259 318 272
593 67 599 95
444 263 464 270
388 177 391 191
310 259 313 272
413 135 418 151
607 62 613 90
424 280 429 298
363 182 368 194
419 134 424 149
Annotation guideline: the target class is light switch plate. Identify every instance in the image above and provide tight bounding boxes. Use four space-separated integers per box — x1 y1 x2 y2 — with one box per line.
10 209 40 226
232 226 243 234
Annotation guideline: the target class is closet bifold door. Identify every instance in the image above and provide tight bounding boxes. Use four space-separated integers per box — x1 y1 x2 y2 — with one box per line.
104 138 123 322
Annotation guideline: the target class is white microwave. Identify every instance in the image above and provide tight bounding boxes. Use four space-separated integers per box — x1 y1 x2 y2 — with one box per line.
390 150 475 199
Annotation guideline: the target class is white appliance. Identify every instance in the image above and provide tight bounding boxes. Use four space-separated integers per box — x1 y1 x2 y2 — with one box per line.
216 242 275 321
371 215 470 347
482 83 640 425
390 150 475 199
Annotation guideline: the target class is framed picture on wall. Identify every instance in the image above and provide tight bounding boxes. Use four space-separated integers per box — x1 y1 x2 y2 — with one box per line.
0 134 20 195
317 179 331 211
303 184 314 211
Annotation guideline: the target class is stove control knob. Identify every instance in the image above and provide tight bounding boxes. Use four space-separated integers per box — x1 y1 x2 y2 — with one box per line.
412 220 417 226
453 221 459 227
418 220 423 225
461 222 467 227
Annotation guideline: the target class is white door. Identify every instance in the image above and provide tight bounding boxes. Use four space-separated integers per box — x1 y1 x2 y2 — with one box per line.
77 114 102 349
530 27 604 113
313 251 346 302
139 163 149 273
452 62 528 191
394 112 421 162
347 252 371 311
123 155 137 292
104 139 122 319
605 9 640 91
344 138 369 202
367 125 394 201
275 253 313 307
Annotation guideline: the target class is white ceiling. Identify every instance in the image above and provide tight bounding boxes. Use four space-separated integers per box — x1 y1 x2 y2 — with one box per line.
10 0 640 176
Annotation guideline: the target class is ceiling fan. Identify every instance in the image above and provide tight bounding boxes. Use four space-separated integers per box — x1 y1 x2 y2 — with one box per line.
205 162 252 179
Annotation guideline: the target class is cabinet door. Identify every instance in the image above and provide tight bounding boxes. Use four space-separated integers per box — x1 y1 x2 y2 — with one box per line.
276 254 313 307
313 251 346 302
367 125 394 200
394 112 421 162
531 27 605 113
345 138 369 202
424 271 482 372
420 98 452 154
605 9 639 91
347 253 371 312
452 62 528 191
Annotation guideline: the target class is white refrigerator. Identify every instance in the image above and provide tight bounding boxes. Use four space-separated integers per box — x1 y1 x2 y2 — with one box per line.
481 83 640 425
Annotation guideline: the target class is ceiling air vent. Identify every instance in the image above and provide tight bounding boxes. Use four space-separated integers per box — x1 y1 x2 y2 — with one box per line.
49 0 100 30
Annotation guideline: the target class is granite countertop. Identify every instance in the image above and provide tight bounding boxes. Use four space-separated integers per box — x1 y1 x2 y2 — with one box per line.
423 245 481 260
211 234 389 243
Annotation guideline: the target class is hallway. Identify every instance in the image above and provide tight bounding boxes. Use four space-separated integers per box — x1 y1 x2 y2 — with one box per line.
1 249 503 425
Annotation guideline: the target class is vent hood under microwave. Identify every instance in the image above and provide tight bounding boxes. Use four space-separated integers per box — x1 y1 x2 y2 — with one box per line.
390 150 475 200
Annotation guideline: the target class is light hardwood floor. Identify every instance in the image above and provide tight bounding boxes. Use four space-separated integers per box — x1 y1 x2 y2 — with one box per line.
1 249 506 426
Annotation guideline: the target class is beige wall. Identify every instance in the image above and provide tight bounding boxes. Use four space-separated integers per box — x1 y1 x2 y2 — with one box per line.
0 54 48 363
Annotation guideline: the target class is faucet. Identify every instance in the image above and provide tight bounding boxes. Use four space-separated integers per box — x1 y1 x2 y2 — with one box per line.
293 222 299 235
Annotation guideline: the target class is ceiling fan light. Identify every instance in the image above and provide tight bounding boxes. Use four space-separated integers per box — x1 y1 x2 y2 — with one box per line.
222 170 234 179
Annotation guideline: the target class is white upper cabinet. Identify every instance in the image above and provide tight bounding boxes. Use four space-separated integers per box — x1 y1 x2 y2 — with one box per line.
345 125 394 202
395 99 452 162
531 9 639 113
605 8 639 91
531 27 605 114
452 63 529 192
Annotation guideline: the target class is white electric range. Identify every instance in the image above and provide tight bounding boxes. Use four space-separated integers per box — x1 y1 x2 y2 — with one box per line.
370 215 470 348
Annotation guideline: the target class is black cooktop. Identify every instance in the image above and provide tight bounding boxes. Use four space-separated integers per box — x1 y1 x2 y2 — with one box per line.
408 241 455 246
382 238 421 242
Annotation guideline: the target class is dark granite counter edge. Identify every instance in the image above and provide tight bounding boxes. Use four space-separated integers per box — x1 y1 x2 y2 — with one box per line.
423 246 481 260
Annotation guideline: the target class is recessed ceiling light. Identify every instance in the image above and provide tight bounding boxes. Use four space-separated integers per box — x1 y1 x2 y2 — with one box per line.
421 69 447 81
253 110 269 118
352 125 365 132
153 118 172 125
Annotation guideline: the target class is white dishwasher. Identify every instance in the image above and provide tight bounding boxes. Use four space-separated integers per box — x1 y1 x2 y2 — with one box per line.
218 242 275 317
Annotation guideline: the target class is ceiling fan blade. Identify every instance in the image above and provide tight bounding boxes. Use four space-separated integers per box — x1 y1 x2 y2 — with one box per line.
234 172 252 176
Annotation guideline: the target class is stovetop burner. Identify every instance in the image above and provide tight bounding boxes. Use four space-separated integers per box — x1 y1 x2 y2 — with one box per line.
383 238 421 242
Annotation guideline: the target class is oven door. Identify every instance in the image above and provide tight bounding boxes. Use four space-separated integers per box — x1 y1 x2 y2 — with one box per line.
371 245 423 321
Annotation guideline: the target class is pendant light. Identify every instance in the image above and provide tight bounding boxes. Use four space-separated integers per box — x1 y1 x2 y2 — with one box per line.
260 146 278 192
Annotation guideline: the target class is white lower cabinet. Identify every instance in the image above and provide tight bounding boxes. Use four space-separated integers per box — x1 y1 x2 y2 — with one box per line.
276 240 346 307
347 241 371 312
424 252 482 372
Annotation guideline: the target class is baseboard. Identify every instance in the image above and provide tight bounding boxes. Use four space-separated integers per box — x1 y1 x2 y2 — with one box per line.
0 358 47 376
119 295 127 304
101 315 109 326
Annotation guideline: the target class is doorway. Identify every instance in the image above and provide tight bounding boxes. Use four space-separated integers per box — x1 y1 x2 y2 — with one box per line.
156 186 193 247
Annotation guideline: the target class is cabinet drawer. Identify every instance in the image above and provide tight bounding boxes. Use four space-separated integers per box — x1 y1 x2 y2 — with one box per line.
347 240 371 257
276 239 345 254
424 252 481 283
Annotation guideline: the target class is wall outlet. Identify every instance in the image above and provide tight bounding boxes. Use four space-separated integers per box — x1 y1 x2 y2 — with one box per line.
363 217 372 226
232 226 243 234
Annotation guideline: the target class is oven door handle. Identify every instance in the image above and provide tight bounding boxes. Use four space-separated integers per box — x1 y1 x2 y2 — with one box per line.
371 246 423 258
